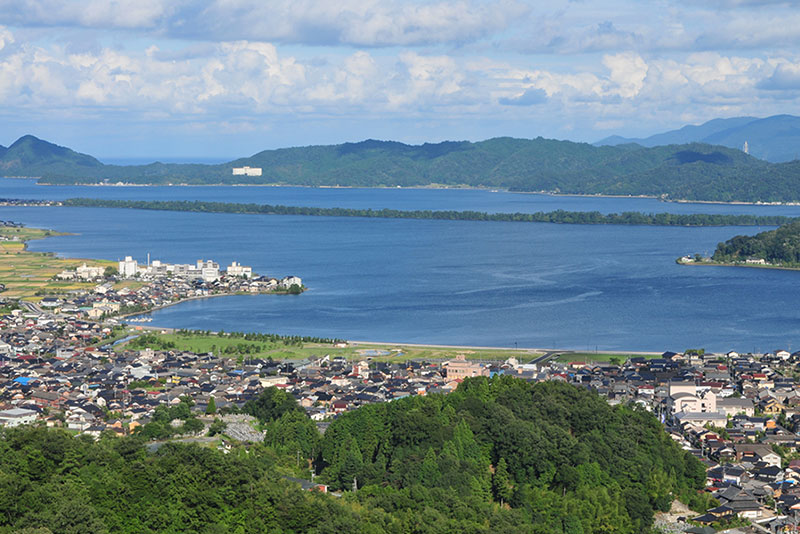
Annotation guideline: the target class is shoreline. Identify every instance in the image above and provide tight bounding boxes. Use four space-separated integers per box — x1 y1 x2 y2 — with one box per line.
348 340 663 356
677 259 800 272
116 289 301 320
8 176 800 206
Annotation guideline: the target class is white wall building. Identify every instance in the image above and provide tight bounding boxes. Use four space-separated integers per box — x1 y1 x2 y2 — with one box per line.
232 166 262 176
119 256 138 278
76 263 105 280
197 260 220 282
280 276 302 289
0 408 37 427
226 261 252 278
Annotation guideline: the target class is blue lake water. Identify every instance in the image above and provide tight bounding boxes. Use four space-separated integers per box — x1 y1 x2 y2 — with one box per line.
2 178 800 353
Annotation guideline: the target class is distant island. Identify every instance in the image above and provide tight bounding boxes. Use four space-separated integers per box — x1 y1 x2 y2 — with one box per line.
47 198 799 227
678 219 800 270
5 133 800 203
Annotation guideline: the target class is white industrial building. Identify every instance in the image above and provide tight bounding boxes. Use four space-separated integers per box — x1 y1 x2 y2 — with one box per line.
232 166 262 176
227 261 252 278
0 408 37 427
119 256 139 277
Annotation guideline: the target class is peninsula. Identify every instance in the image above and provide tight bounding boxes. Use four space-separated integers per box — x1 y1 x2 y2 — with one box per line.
51 198 800 227
678 219 800 270
0 223 305 319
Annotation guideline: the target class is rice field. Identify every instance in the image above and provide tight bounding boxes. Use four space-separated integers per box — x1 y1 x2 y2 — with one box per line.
0 227 115 299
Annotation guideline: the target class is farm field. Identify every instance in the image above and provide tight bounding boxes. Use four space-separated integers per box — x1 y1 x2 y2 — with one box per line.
0 226 115 299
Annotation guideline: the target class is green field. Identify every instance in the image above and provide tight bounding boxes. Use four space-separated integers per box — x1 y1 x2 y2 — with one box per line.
0 226 119 299
553 352 662 364
122 331 544 363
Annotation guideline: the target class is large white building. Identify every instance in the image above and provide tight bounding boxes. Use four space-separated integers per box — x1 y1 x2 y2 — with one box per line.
232 166 262 176
197 259 220 282
119 256 138 278
227 261 252 278
0 408 37 427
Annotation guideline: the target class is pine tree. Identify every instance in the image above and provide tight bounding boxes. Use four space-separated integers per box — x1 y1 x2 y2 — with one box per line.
206 396 217 415
493 458 512 505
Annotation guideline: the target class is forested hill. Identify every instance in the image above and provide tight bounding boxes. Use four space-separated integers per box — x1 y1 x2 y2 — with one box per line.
319 377 707 533
0 379 707 534
713 219 800 266
6 134 800 202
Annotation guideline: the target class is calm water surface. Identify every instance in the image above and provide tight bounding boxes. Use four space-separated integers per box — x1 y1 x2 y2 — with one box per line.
2 179 799 352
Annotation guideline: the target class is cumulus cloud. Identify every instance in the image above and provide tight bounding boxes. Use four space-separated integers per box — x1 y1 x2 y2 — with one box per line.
0 0 526 47
0 25 13 52
603 52 648 98
0 0 170 29
499 87 547 106
757 63 800 90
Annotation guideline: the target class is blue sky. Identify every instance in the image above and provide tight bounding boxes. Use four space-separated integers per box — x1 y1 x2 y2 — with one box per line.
1 0 799 160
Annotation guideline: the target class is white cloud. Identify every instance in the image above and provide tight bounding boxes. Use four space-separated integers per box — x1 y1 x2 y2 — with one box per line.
0 26 13 52
758 62 800 90
0 0 170 29
603 52 648 98
0 0 526 47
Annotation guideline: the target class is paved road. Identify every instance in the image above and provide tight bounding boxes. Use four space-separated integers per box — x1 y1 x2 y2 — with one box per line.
20 300 42 314
531 350 571 365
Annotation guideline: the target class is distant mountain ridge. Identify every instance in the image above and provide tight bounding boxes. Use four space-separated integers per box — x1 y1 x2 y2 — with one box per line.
5 134 800 203
596 114 800 162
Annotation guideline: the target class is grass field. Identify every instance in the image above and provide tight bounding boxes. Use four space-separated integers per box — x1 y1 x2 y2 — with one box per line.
553 352 662 363
122 331 544 363
0 226 116 299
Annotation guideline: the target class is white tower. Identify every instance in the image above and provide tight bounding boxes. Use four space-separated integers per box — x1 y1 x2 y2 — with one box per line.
743 141 749 154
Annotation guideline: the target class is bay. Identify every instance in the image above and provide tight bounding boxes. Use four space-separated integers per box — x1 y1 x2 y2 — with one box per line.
6 177 800 216
2 179 799 353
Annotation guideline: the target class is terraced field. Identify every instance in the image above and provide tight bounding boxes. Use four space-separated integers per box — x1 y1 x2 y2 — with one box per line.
0 226 115 299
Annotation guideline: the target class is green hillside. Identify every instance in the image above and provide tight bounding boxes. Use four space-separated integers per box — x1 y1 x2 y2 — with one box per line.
713 219 800 266
317 377 707 533
0 379 706 534
0 135 102 175
6 134 800 202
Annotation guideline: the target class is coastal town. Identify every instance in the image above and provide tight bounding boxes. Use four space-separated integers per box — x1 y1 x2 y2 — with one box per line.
2 224 800 532
2 277 800 532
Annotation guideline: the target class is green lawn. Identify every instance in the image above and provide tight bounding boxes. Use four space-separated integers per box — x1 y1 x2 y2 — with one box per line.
121 332 544 363
553 352 662 363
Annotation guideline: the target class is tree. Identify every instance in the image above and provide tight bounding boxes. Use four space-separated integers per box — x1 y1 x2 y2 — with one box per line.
287 284 302 295
492 458 513 505
242 387 301 424
181 418 205 435
206 397 217 415
208 419 227 437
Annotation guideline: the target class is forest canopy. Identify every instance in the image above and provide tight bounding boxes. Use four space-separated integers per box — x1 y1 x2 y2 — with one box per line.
0 379 706 534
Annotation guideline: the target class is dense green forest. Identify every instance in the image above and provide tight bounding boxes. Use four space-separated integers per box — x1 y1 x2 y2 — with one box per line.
61 198 795 227
317 377 708 534
6 134 800 202
0 379 708 534
713 219 800 266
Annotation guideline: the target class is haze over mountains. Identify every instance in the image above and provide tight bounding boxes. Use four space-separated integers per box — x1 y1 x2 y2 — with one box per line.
3 119 800 203
596 114 800 163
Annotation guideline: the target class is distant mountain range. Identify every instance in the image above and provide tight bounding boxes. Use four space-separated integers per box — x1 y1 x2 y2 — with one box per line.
596 114 800 163
4 133 800 203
